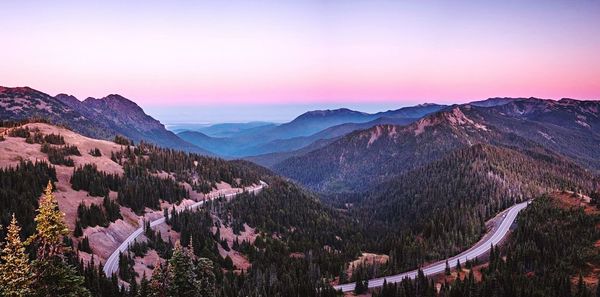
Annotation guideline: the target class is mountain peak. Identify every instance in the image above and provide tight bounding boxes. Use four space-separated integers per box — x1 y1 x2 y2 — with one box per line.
0 86 42 96
412 107 488 135
297 108 367 119
55 93 82 108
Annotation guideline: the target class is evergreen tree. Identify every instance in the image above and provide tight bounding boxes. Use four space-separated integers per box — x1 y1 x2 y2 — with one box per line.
149 262 170 297
0 214 33 297
29 181 70 259
167 242 199 297
195 257 216 297
28 181 91 297
139 272 150 297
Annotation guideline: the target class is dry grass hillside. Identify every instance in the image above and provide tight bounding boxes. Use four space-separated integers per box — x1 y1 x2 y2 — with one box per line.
0 123 251 269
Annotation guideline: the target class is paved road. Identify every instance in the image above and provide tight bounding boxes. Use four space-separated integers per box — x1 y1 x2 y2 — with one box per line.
334 200 530 292
102 181 267 276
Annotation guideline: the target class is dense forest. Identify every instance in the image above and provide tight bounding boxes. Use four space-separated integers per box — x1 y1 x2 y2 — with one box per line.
342 144 599 276
0 161 57 240
112 141 261 193
371 195 600 297
108 177 353 296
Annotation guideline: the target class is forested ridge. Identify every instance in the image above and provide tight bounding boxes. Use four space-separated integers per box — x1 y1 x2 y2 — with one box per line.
341 143 598 276
372 195 600 297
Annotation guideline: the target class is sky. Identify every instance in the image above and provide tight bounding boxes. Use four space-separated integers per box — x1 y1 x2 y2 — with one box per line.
1 0 599 123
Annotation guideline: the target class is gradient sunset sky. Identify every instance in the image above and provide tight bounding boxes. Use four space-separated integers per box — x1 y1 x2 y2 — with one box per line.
1 1 599 123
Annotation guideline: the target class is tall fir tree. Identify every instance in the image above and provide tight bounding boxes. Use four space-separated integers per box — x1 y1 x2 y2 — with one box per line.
30 181 70 259
149 261 170 297
167 242 199 297
28 181 91 297
0 214 33 297
195 257 216 297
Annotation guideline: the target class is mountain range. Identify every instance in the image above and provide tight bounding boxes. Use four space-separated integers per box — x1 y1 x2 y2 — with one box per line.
273 98 600 193
0 86 211 154
178 103 446 157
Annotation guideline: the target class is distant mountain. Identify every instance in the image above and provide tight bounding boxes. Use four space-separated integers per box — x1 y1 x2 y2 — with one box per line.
179 104 446 158
472 98 600 169
273 106 504 192
1 86 212 155
194 122 277 138
175 131 235 156
468 97 521 107
244 116 419 164
375 103 447 118
273 98 600 193
244 137 341 168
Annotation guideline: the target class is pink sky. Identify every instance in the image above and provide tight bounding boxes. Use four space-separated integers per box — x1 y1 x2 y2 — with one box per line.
1 1 599 108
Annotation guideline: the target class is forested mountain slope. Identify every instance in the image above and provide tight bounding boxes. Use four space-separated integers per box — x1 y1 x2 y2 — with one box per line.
274 106 510 192
274 98 600 193
0 122 361 296
355 144 597 262
373 194 600 297
471 98 600 170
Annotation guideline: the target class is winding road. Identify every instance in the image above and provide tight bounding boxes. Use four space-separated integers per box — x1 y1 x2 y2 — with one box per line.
102 181 267 276
334 200 530 292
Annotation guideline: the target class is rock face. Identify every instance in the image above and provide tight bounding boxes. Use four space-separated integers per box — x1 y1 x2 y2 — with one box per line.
1 86 211 154
82 95 165 133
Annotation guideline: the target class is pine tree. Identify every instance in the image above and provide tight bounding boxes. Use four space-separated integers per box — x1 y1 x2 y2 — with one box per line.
28 181 91 297
29 181 69 259
195 257 216 297
139 272 150 297
0 214 33 297
74 220 83 237
167 242 199 297
149 262 170 297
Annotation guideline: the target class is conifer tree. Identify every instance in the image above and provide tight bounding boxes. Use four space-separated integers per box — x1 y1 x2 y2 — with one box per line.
139 272 150 297
149 262 170 297
30 181 70 259
0 214 33 297
29 181 91 297
167 242 199 297
195 257 216 297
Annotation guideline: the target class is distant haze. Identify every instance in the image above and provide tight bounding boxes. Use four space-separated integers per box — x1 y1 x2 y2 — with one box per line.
147 102 427 125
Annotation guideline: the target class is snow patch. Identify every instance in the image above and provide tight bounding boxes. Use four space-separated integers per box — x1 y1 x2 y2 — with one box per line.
576 120 590 128
537 131 554 141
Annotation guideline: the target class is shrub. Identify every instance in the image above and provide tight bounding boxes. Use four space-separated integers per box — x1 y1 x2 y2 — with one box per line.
8 127 30 138
43 133 66 145
89 147 102 157
114 135 132 146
